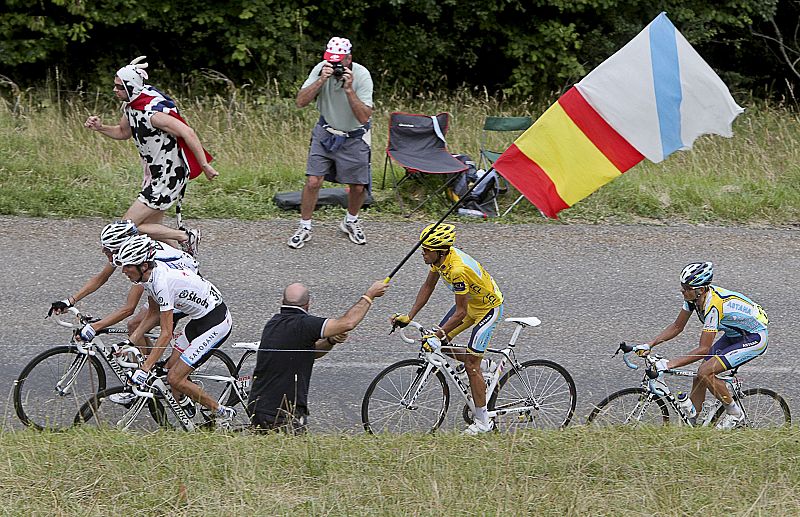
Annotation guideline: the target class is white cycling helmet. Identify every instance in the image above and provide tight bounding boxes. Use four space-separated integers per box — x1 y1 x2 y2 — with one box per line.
114 235 156 266
680 261 713 287
100 220 139 251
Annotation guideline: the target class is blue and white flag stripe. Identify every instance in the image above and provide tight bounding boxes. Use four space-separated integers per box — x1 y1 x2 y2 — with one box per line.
575 12 743 163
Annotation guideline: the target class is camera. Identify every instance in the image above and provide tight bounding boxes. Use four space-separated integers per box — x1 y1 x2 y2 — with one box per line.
331 62 345 78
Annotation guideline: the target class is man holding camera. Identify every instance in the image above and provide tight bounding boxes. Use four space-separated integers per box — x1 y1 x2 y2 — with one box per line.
290 37 374 249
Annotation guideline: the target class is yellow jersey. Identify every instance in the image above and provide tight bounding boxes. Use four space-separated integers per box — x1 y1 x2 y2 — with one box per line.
431 247 503 311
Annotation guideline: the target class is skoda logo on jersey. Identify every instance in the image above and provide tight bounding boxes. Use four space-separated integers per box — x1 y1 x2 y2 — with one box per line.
179 290 209 309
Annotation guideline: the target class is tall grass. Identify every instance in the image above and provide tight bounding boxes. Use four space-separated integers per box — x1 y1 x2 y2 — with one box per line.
1 85 798 224
1 427 799 515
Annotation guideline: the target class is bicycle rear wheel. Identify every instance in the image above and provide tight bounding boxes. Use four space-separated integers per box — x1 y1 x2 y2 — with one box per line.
711 388 791 428
189 349 238 405
362 359 449 434
489 359 577 430
14 346 107 431
587 387 670 426
75 385 169 431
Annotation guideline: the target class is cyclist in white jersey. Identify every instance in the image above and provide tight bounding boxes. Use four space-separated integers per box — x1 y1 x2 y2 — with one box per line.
118 235 236 423
642 262 769 429
48 220 198 352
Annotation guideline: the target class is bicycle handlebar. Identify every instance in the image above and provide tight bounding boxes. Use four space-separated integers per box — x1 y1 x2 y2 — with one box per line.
615 342 663 374
397 321 425 345
52 306 82 329
131 385 155 399
115 344 145 369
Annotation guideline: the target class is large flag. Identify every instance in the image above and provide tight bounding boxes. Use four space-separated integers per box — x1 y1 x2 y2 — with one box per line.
493 12 744 218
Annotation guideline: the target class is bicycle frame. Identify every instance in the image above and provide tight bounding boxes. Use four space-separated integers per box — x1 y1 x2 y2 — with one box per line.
397 320 541 421
51 307 156 393
121 365 250 431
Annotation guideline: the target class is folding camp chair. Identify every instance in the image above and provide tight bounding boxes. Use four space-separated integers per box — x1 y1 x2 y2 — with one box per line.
382 112 468 215
478 116 533 216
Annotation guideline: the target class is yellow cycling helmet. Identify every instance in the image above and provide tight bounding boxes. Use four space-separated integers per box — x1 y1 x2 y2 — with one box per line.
419 223 455 250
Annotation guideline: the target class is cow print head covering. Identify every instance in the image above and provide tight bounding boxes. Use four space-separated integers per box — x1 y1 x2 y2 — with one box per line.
116 56 149 101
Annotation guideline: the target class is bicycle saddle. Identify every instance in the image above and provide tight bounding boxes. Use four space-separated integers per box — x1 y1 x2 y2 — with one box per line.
505 317 541 327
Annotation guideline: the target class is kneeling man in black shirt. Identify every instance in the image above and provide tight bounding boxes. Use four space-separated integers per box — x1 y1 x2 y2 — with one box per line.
248 279 389 432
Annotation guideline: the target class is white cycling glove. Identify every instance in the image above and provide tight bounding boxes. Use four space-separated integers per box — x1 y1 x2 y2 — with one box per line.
79 324 96 342
129 368 150 386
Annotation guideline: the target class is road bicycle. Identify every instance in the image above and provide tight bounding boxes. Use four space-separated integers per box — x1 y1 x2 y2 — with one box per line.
586 342 791 428
361 317 577 433
74 343 254 431
13 307 237 431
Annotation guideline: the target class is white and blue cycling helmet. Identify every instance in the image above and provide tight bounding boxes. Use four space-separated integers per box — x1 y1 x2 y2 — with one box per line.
680 262 713 288
114 235 156 266
100 220 139 251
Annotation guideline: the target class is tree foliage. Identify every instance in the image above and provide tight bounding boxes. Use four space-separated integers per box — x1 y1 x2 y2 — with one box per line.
0 0 793 98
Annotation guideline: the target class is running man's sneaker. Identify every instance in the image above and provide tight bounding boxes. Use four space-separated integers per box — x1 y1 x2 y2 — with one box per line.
288 225 312 249
216 405 237 429
463 419 495 435
109 392 136 405
716 411 745 430
180 227 201 257
340 218 366 245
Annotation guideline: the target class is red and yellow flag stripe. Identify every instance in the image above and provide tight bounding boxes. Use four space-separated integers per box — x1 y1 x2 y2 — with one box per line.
493 87 644 218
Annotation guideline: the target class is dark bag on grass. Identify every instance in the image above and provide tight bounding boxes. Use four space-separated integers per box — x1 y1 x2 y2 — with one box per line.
273 188 374 211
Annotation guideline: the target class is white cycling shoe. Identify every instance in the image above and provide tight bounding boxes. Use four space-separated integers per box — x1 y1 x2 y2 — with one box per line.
109 392 136 405
463 419 494 435
716 411 745 430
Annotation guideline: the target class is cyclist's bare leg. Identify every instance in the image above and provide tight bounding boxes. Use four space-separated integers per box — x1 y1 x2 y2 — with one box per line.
125 200 185 249
695 358 733 407
166 359 219 412
447 348 487 408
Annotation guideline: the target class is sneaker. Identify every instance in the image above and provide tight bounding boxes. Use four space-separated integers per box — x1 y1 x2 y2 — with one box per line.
463 419 495 435
216 405 237 428
288 225 312 249
716 411 745 430
108 392 136 405
180 227 201 257
339 218 366 245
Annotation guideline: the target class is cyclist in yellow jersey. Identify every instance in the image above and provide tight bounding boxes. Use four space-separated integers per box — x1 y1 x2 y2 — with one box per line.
642 262 769 430
391 223 504 434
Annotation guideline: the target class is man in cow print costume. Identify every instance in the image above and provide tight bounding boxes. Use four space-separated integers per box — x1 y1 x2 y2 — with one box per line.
84 56 218 256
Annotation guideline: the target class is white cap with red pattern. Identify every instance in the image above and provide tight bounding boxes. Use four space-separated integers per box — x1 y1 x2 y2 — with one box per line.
323 37 352 63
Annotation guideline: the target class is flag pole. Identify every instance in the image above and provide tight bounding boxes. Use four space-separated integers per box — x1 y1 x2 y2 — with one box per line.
383 170 495 283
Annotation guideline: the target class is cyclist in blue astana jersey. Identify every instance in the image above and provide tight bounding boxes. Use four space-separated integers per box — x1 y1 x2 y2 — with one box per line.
643 262 769 429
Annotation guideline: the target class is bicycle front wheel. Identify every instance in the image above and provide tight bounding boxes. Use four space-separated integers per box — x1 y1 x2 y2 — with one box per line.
361 359 449 434
14 346 107 431
711 388 791 428
489 359 577 430
587 387 670 426
75 385 169 431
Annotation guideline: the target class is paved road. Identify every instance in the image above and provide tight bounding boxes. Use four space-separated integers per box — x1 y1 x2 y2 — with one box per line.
1 216 798 431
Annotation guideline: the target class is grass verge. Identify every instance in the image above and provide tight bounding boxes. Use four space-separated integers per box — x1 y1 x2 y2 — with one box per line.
1 91 799 225
1 427 799 515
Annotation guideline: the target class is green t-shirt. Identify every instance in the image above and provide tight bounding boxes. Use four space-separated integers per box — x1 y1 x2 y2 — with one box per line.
301 61 373 132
